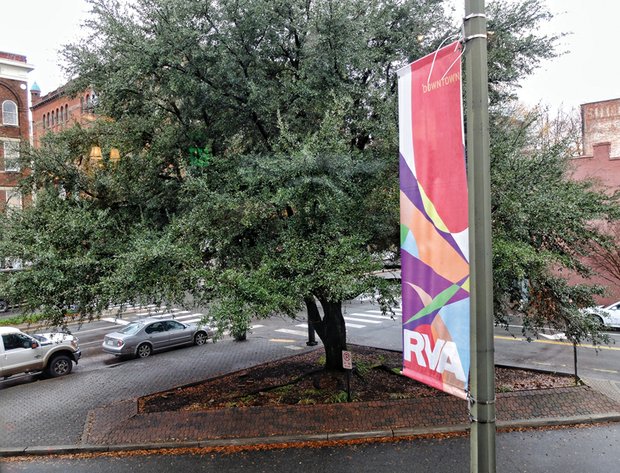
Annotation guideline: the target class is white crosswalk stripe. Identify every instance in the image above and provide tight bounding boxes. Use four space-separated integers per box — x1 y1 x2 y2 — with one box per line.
364 309 403 315
138 309 189 317
150 312 196 320
364 309 401 315
347 312 394 320
343 316 381 324
276 328 307 337
101 317 130 325
95 304 398 344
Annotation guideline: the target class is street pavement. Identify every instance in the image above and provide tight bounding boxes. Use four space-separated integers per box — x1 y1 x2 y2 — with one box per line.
0 300 401 449
1 424 618 472
1 300 620 459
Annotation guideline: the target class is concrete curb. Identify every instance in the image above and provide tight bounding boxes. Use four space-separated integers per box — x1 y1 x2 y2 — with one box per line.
2 414 619 458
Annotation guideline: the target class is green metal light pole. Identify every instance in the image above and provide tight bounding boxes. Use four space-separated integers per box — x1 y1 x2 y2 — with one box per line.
464 1 496 472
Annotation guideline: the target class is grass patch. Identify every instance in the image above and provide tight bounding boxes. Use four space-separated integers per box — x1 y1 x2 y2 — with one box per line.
0 313 46 327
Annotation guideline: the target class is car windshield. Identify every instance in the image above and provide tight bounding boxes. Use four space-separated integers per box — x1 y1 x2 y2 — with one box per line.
118 322 144 335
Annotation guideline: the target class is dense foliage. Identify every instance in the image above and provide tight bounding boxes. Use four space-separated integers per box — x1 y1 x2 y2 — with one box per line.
1 0 617 368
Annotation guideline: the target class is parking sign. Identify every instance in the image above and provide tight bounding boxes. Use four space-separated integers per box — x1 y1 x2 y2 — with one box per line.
342 350 352 370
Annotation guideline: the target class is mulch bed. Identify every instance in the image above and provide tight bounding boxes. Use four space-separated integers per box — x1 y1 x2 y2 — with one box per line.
138 345 576 414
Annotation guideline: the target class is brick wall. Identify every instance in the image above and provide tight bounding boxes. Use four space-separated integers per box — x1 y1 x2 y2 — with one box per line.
582 99 620 158
569 99 620 305
0 78 30 189
31 86 96 148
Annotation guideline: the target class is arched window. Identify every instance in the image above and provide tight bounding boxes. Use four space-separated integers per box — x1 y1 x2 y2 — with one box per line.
65 104 69 122
55 109 59 125
2 100 18 126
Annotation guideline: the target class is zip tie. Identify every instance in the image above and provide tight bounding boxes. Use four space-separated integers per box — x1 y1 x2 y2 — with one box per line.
463 12 488 42
464 33 488 42
463 13 487 21
468 393 497 423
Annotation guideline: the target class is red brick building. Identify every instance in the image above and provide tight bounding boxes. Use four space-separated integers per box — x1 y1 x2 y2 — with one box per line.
0 51 33 210
31 83 97 148
569 98 620 305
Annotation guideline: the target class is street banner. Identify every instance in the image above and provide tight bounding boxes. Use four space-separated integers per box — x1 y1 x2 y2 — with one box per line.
397 41 469 399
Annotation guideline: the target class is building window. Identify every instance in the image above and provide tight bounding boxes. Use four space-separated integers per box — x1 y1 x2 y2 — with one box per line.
2 100 18 126
65 104 69 121
2 140 21 172
5 188 22 210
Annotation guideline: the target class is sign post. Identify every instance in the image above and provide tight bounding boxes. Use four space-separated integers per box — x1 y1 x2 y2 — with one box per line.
342 350 352 402
464 1 496 472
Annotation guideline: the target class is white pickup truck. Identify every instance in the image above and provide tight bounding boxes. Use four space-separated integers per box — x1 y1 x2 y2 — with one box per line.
1 326 81 378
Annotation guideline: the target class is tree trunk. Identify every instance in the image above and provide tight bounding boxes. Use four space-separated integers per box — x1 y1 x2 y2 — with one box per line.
304 297 347 371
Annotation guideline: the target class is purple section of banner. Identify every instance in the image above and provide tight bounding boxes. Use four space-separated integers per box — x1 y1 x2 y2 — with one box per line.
401 250 470 327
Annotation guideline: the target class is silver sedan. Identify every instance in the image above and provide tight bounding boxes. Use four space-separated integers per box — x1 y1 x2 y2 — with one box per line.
102 317 213 358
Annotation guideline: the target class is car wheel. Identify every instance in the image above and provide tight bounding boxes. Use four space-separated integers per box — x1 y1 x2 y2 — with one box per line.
47 355 73 377
590 315 605 328
0 299 8 313
194 331 208 345
136 343 153 358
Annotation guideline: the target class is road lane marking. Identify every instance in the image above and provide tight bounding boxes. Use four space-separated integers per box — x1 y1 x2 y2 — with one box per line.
494 334 620 351
592 368 619 374
285 345 304 351
270 338 296 343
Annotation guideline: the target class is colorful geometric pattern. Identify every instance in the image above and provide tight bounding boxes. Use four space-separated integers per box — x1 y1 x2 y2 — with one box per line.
397 42 470 399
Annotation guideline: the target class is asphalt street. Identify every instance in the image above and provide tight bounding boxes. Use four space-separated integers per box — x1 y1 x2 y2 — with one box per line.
1 424 618 472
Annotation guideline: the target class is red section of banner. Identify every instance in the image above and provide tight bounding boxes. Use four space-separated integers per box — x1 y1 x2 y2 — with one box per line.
410 43 467 233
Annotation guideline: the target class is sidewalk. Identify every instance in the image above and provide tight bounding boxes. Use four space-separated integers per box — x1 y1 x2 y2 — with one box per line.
3 378 620 457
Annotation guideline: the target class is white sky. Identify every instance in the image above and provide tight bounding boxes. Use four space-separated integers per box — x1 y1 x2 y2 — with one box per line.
1 0 618 110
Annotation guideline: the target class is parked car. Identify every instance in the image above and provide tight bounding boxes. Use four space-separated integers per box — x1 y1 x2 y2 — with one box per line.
0 327 81 378
102 317 213 358
584 301 620 329
0 298 8 313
